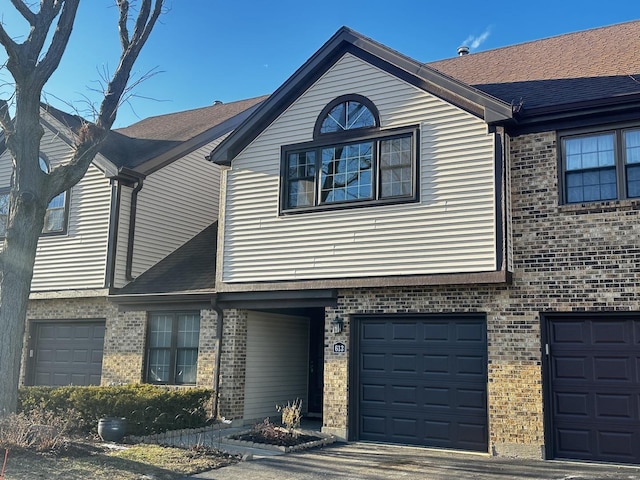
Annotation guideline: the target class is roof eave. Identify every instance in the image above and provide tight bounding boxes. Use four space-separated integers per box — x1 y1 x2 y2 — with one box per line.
511 93 640 131
107 291 215 310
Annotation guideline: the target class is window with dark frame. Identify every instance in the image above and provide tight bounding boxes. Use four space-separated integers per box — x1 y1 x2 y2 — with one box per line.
282 95 418 212
561 127 640 204
0 156 70 238
146 312 200 385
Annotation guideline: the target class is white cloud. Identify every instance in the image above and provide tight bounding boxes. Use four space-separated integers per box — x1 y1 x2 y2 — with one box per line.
462 27 491 51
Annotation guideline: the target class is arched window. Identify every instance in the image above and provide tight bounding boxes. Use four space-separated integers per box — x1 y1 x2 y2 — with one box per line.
314 95 379 136
282 95 417 212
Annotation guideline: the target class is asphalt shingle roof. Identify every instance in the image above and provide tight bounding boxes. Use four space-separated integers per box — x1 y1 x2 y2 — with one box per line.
428 20 640 111
115 222 217 295
43 95 268 171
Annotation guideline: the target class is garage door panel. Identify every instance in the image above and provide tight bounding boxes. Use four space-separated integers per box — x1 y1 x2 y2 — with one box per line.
552 322 586 344
392 323 418 340
423 323 449 341
362 322 386 340
456 323 485 342
547 314 640 464
592 321 630 344
358 316 487 451
392 353 418 372
553 356 588 380
593 356 632 381
362 353 386 371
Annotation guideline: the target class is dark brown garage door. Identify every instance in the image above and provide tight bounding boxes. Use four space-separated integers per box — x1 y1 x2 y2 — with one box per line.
545 314 640 464
31 321 105 386
354 315 487 451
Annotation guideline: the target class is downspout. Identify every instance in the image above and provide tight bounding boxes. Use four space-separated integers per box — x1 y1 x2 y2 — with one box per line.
211 298 224 420
125 177 144 281
104 180 122 289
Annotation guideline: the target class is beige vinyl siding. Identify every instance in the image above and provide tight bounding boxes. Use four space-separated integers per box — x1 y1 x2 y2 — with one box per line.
222 53 496 283
112 185 133 288
0 151 12 185
0 129 112 290
243 311 309 422
130 143 221 277
32 162 112 291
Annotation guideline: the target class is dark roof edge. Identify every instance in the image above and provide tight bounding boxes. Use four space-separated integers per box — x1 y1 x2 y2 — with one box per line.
107 291 215 310
209 26 512 166
509 92 640 133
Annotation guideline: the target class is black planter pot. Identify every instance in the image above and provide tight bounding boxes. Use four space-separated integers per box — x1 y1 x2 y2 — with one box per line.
98 417 127 442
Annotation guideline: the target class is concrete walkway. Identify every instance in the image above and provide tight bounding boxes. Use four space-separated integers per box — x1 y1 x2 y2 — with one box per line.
190 442 640 480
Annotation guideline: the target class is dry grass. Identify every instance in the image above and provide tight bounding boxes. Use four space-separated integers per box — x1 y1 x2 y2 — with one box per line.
1 442 238 479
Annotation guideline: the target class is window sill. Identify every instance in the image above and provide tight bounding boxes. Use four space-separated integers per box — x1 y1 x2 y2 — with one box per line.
558 198 640 215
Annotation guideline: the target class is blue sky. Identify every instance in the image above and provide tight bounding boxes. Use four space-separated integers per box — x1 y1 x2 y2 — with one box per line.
0 1 638 127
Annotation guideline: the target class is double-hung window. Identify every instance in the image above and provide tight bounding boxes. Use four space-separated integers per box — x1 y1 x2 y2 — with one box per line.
0 156 69 237
282 95 418 212
146 312 200 385
561 127 640 203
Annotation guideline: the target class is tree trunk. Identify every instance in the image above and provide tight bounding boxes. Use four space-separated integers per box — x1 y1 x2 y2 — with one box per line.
0 198 45 414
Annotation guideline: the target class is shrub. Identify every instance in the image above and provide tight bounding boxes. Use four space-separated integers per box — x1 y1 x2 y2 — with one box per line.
18 385 213 436
0 406 79 451
276 398 302 434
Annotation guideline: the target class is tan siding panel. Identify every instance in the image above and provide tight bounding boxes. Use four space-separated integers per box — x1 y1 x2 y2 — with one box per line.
222 54 497 283
113 186 132 288
32 163 111 291
130 143 221 277
243 312 309 421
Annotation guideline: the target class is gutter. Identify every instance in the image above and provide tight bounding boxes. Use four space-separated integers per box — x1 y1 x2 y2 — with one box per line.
211 297 224 420
104 179 122 288
124 171 145 282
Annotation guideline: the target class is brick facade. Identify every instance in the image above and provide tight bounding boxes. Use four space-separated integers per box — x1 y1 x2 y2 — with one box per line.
24 297 219 391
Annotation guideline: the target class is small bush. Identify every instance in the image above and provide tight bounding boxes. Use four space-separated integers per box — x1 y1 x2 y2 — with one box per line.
18 385 213 436
276 398 302 434
0 406 79 451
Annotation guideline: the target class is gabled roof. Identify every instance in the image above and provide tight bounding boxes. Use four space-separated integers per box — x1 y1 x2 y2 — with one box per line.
209 26 514 166
110 222 217 302
428 20 640 116
42 96 267 176
210 22 640 165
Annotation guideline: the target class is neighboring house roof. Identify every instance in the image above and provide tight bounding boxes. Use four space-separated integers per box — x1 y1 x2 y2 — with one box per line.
209 26 514 166
428 20 640 115
110 222 217 302
42 95 268 175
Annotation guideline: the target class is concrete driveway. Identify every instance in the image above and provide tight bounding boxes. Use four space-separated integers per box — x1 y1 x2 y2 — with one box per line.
192 442 640 480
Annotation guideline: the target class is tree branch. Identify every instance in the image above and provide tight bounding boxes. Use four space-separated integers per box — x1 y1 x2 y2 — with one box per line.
33 0 79 89
0 99 13 135
97 0 163 130
117 0 130 50
45 121 108 200
9 0 36 26
0 22 20 63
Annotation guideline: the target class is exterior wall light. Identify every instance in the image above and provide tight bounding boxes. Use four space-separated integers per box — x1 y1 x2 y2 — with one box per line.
331 317 344 334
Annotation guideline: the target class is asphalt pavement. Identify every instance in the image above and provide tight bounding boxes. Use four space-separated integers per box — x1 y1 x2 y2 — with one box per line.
189 442 640 480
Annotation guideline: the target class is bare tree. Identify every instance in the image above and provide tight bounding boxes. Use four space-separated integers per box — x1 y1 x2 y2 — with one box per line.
0 0 163 414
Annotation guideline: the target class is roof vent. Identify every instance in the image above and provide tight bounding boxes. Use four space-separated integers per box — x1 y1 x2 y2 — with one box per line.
213 100 223 105
457 45 470 56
